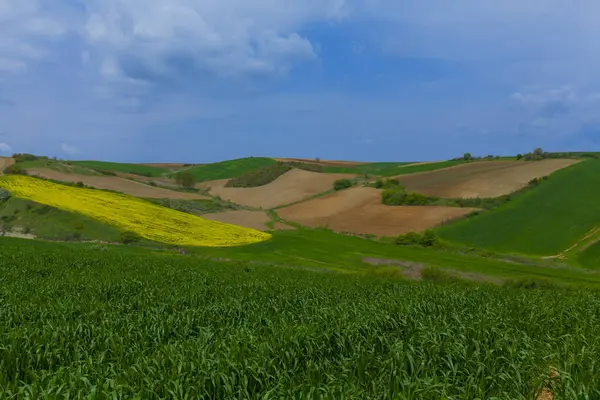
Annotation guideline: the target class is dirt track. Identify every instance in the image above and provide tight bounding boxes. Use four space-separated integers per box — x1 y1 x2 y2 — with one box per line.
203 210 271 231
199 169 356 209
26 168 209 200
278 187 478 236
395 159 579 198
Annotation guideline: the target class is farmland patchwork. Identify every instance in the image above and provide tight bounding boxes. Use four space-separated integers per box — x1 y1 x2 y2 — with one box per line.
0 176 271 247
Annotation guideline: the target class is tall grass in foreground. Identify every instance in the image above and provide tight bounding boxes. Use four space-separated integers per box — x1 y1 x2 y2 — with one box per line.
1 238 600 398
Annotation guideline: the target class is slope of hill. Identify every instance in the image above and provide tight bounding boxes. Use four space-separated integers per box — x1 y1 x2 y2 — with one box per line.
71 160 170 177
437 159 600 256
183 157 278 182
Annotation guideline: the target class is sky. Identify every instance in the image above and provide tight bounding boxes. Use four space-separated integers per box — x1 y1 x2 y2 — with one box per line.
1 1 600 163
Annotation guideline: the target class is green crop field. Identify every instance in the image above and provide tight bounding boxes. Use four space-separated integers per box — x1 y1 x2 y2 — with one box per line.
183 157 278 182
17 159 101 176
575 241 600 268
1 237 600 398
324 160 469 176
71 161 170 177
438 159 600 256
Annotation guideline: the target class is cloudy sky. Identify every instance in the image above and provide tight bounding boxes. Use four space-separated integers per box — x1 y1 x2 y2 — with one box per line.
1 0 600 163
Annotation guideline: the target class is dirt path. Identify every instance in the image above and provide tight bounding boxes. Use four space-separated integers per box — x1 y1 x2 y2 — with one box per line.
26 168 209 200
199 169 356 209
278 187 479 237
395 159 579 198
542 226 600 259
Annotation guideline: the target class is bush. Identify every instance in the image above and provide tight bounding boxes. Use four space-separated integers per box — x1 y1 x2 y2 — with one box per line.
120 231 141 245
3 164 27 175
374 178 402 189
382 189 436 206
12 153 41 162
395 229 439 247
333 179 353 191
0 188 11 203
175 171 196 189
516 154 523 160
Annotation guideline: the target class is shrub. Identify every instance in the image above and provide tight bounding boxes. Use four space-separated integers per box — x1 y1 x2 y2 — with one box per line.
395 229 439 247
333 179 353 191
374 178 402 189
175 171 196 189
11 153 41 162
516 154 523 160
4 164 27 175
0 188 11 203
120 231 141 245
463 153 472 161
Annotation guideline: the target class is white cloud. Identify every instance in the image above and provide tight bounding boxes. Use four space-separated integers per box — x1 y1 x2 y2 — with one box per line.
61 143 78 156
0 142 12 154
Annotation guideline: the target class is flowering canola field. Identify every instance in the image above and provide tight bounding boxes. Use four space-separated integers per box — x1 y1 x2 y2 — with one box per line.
0 175 271 247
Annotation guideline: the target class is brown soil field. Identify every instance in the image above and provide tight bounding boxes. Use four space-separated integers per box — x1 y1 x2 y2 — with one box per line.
272 222 296 230
203 210 271 231
0 157 15 172
278 187 478 236
115 172 181 189
274 158 368 167
26 168 209 200
199 169 356 209
395 159 579 198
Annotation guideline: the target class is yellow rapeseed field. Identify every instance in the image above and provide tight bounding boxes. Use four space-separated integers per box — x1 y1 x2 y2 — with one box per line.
0 175 271 247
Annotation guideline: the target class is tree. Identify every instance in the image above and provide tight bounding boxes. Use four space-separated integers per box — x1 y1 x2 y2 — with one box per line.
533 147 544 157
175 171 196 188
333 179 353 191
463 153 472 161
516 154 523 160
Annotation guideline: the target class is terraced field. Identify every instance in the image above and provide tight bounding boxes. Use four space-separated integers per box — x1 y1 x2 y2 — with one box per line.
71 161 169 176
438 159 600 256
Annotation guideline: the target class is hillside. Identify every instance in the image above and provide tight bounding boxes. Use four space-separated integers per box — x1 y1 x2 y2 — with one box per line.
70 160 170 177
437 159 600 256
183 157 278 182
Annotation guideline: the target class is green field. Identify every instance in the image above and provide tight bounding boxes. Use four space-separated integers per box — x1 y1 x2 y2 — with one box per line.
0 237 599 398
71 161 170 177
324 160 469 176
182 157 278 182
438 159 600 256
17 159 101 176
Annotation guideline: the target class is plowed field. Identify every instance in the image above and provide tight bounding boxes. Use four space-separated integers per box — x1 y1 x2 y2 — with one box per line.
26 168 208 200
278 187 478 236
395 159 579 198
200 169 355 209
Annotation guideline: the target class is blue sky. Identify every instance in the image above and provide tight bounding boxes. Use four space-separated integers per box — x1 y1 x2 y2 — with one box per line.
1 0 600 163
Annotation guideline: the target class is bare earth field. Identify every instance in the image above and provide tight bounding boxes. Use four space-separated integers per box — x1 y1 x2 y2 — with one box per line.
274 158 368 167
395 159 579 198
278 187 478 236
199 169 356 209
26 168 209 200
0 157 15 172
202 210 271 231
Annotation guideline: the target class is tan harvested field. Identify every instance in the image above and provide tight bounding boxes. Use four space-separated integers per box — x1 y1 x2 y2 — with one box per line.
278 187 478 236
0 157 15 172
202 210 271 231
274 158 368 167
26 168 209 200
395 159 579 198
272 222 296 230
199 169 356 209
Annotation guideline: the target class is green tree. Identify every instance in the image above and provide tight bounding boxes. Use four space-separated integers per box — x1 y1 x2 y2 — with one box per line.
175 171 196 189
463 153 472 161
516 154 523 160
333 179 353 191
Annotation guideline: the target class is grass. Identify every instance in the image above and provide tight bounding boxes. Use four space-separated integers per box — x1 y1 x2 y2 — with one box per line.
0 197 123 242
182 157 278 182
2 237 600 398
147 198 243 215
437 159 600 256
70 161 170 177
574 240 600 268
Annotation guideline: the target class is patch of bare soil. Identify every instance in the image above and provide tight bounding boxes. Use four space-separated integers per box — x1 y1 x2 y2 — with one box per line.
115 172 181 189
202 210 271 231
0 157 15 173
274 158 368 167
278 187 478 237
1 231 36 239
272 222 296 230
362 257 503 284
395 159 579 198
26 168 209 200
199 169 356 209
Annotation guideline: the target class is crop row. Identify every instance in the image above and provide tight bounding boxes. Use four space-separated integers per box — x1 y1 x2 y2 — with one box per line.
1 238 600 398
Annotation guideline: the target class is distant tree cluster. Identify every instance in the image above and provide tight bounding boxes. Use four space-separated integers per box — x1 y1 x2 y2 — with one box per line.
3 164 27 175
395 229 438 247
12 153 46 163
175 171 196 189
